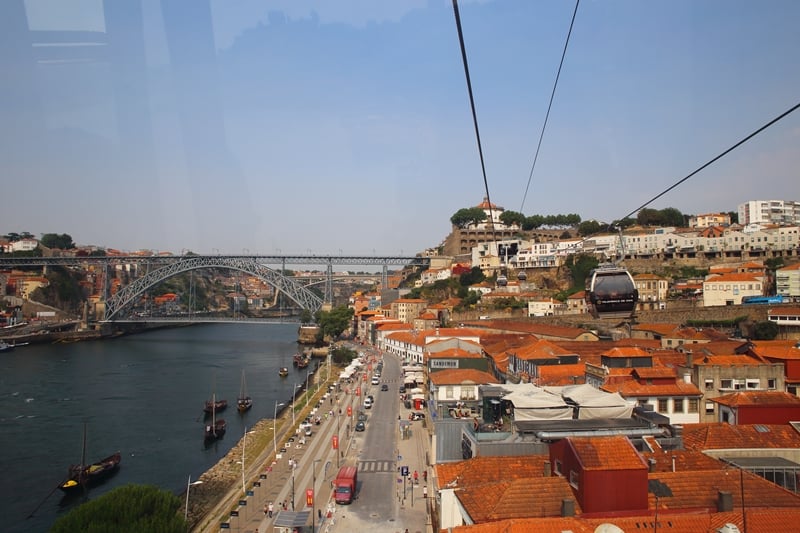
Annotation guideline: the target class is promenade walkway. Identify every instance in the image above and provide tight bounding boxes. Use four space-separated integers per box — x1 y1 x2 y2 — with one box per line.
195 348 432 533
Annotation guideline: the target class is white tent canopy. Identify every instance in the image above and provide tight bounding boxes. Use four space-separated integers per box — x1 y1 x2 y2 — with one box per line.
547 384 634 420
501 385 572 421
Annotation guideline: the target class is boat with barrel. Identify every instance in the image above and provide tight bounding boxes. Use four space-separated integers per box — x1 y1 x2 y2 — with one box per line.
204 398 227 416
237 370 252 413
59 424 121 494
204 393 227 444
279 367 289 378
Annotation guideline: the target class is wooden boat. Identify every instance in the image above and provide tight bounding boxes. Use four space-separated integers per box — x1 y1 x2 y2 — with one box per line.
279 367 289 378
203 398 228 416
204 393 226 443
292 353 304 366
59 424 121 493
237 370 252 413
0 340 14 352
296 356 309 369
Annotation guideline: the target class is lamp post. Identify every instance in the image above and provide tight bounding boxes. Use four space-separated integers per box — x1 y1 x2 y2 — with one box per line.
184 476 203 521
306 371 312 409
291 459 296 511
312 459 321 533
273 401 285 455
292 383 297 425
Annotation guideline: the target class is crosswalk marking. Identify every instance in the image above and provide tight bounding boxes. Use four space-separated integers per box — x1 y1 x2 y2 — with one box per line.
358 460 396 473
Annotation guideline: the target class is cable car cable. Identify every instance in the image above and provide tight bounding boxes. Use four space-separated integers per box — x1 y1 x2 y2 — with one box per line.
520 0 581 213
451 0 496 243
616 100 800 224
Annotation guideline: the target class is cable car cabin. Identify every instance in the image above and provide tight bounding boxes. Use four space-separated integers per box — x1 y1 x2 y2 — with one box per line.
586 265 638 319
517 271 527 281
496 275 508 287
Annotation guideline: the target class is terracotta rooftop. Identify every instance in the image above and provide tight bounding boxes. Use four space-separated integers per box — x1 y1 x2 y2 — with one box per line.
632 323 681 336
536 363 586 386
649 469 800 510
569 436 647 471
691 354 765 367
747 340 800 360
602 378 702 398
711 391 800 407
640 448 726 473
426 346 484 359
601 346 652 359
472 320 594 340
435 455 551 489
511 339 576 361
428 368 499 386
682 422 800 450
457 477 582 523
445 509 800 533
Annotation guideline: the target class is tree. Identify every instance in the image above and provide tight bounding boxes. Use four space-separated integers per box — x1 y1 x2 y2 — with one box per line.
637 208 662 226
458 266 485 287
499 210 526 228
565 254 599 290
299 309 313 324
577 220 603 236
522 214 545 230
751 320 778 340
660 207 686 227
727 210 739 224
450 207 487 229
40 233 75 249
51 484 186 533
315 305 354 340
331 345 357 365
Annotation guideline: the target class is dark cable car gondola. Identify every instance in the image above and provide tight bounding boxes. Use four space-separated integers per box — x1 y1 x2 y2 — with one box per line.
517 271 527 281
586 264 638 319
496 274 508 287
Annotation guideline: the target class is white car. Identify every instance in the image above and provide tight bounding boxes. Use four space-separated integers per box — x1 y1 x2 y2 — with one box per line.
364 398 373 409
371 377 380 385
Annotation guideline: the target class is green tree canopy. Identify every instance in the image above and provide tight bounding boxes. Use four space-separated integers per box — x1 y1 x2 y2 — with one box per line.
751 320 779 340
636 207 686 227
450 207 488 229
40 233 75 249
565 254 599 291
458 266 486 287
315 305 355 340
499 210 526 228
577 220 603 236
50 484 186 533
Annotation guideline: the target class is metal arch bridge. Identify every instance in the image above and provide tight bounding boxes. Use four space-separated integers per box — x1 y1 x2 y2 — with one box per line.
104 256 325 321
0 254 429 321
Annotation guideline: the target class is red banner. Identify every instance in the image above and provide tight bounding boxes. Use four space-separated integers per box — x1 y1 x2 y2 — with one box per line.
306 489 314 506
332 435 339 450
355 387 360 396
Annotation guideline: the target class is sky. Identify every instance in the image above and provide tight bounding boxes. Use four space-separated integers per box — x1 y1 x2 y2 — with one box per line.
2 0 799 256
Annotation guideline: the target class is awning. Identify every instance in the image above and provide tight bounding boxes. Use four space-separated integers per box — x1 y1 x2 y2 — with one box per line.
273 510 311 529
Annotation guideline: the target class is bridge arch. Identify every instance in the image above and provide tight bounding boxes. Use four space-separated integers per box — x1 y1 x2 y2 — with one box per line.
103 256 323 321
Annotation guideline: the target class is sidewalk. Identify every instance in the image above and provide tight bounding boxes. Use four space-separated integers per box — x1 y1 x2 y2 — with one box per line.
204 349 433 533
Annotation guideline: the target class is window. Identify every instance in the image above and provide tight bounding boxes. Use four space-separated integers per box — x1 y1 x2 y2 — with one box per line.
768 379 777 389
704 379 714 390
554 459 562 475
720 379 732 389
673 398 684 413
688 399 699 413
746 379 760 389
445 386 454 399
658 398 668 412
705 402 715 414
569 470 579 489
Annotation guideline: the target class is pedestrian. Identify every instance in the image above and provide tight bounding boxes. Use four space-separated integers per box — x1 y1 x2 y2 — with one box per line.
282 500 288 511
268 501 274 518
263 503 268 516
423 470 427 482
423 485 428 498
413 470 419 484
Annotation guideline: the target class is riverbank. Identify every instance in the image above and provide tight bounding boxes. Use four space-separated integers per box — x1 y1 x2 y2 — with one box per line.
186 360 336 531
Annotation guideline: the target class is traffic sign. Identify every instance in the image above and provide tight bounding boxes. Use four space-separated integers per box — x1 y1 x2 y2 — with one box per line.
401 466 409 476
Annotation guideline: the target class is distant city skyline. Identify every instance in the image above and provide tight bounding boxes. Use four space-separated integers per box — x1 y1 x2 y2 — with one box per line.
2 0 798 256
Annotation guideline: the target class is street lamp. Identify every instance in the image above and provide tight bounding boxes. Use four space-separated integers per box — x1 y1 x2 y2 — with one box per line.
184 475 203 521
306 371 312 409
312 458 321 533
274 401 285 455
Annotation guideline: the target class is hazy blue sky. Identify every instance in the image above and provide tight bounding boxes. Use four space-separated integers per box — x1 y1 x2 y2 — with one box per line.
2 0 798 255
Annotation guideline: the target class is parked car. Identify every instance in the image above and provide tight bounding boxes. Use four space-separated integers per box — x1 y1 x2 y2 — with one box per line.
357 411 367 422
355 421 365 432
364 398 373 409
371 377 380 385
399 386 405 393
409 412 425 421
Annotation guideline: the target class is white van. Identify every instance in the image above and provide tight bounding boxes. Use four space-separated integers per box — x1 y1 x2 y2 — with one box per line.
364 397 373 409
371 376 380 385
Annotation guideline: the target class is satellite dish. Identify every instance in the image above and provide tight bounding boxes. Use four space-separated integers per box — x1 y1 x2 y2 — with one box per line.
717 524 741 533
594 525 624 533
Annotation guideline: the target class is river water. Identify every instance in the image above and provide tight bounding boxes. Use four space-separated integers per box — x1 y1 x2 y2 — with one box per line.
0 323 310 533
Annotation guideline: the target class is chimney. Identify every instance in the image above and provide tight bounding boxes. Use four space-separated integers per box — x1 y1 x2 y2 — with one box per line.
648 458 657 473
543 461 551 477
683 372 691 383
561 499 575 517
671 455 676 472
685 351 693 369
717 490 733 512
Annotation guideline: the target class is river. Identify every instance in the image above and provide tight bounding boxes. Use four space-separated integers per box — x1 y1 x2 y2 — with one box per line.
0 322 311 533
